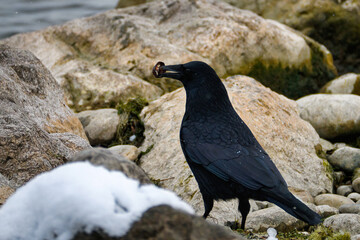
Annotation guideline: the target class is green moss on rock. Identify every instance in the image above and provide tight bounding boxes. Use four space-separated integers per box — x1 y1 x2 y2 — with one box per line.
247 43 336 99
110 97 148 147
323 159 334 182
296 2 360 75
308 225 351 240
234 225 351 240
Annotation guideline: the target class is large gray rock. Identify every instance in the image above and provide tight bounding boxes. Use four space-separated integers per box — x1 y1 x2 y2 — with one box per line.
339 204 360 214
222 0 360 75
0 0 336 102
245 206 308 232
321 73 360 95
315 205 339 218
74 205 245 240
1 28 162 112
140 75 332 224
0 45 90 191
324 214 360 236
315 194 355 208
327 147 360 173
77 109 127 146
69 148 151 184
297 94 360 139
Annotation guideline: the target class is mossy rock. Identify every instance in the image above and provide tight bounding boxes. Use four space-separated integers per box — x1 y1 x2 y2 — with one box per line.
301 2 360 75
246 41 336 99
109 97 148 147
234 225 351 239
224 0 360 75
323 159 334 182
308 225 351 240
116 0 148 8
320 73 360 95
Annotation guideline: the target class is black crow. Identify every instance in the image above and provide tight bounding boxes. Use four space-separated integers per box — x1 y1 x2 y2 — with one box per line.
152 61 321 229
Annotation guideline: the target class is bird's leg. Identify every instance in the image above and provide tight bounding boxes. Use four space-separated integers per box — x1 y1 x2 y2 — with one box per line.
202 194 214 219
238 198 250 230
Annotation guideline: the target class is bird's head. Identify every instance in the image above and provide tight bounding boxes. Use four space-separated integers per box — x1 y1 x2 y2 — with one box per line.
152 61 220 89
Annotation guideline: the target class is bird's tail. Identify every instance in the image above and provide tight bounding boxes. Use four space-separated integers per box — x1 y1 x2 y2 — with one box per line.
264 189 321 225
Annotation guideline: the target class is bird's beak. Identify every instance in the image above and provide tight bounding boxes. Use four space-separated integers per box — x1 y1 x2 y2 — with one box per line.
152 62 184 80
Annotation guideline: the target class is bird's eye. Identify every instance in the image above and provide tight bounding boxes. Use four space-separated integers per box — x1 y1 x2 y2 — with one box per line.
185 68 191 74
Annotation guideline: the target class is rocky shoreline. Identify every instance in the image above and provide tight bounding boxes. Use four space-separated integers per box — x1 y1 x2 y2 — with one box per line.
1 0 360 239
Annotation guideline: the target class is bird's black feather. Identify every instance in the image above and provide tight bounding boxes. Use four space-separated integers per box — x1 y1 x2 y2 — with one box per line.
154 61 321 229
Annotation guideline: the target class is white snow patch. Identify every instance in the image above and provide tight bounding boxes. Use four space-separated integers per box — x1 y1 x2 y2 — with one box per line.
0 162 194 240
267 227 278 240
129 134 136 142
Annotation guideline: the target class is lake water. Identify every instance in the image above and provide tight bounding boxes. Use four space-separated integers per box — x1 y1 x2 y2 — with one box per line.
0 0 117 40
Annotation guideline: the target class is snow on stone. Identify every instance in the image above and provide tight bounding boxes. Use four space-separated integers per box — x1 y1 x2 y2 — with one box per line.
0 162 194 240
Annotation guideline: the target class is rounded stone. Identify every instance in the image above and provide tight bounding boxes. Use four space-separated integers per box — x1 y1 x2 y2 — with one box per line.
324 214 360 236
337 185 353 196
320 73 360 95
339 204 360 214
348 193 360 202
297 94 360 139
108 145 140 162
327 147 360 173
353 177 360 193
315 194 355 208
315 205 339 218
77 109 126 146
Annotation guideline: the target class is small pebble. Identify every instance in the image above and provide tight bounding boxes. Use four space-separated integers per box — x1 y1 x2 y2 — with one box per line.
337 185 353 196
339 204 360 214
348 192 360 202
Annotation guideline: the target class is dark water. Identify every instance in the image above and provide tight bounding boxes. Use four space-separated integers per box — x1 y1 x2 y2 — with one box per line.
0 0 117 40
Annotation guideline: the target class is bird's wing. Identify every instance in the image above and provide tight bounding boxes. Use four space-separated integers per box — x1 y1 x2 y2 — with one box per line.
182 140 285 190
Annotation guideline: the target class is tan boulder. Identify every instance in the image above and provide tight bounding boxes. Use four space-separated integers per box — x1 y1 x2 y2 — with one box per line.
0 44 90 189
296 94 360 139
320 73 360 95
108 145 140 162
77 109 127 146
222 0 360 75
1 0 335 103
324 214 360 236
315 194 355 208
140 75 332 224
